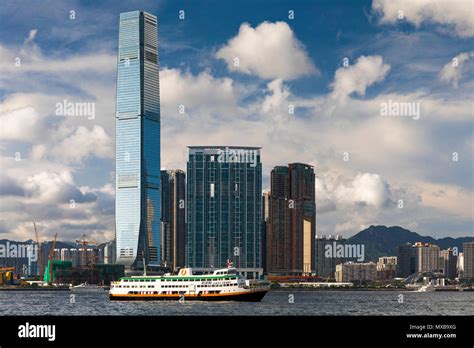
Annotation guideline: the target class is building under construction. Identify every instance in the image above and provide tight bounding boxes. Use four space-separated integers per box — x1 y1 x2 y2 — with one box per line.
45 261 125 285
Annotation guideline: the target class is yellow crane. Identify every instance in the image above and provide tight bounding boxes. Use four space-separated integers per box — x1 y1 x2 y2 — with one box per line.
33 222 43 279
75 234 99 269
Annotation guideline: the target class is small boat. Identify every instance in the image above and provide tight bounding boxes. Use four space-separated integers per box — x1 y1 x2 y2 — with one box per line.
417 284 436 292
70 282 105 293
109 267 270 301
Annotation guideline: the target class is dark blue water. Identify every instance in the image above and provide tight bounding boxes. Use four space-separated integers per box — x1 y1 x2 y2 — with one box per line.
1 290 472 315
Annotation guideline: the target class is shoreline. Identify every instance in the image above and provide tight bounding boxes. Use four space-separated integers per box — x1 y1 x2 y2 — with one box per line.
0 287 70 291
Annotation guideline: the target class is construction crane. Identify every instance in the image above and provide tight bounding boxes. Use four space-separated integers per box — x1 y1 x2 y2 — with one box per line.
47 233 57 284
33 222 43 279
75 234 99 269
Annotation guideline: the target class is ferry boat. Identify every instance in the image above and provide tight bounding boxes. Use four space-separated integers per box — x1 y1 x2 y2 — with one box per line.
109 267 269 301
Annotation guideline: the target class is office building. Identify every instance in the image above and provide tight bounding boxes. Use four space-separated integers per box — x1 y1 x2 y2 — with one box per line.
266 163 316 275
161 169 186 271
186 146 262 269
115 11 161 269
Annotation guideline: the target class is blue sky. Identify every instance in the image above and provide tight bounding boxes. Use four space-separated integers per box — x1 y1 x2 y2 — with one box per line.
0 0 473 242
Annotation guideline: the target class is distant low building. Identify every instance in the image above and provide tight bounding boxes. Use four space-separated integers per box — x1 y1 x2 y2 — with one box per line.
335 262 377 283
103 241 116 265
457 252 464 277
377 256 397 280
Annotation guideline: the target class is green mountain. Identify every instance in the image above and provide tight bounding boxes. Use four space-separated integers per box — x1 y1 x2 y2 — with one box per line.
346 225 474 261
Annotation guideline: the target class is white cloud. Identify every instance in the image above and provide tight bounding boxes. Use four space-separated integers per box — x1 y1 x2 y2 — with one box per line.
53 125 113 163
0 42 115 76
261 79 292 132
30 144 47 160
372 0 474 38
262 79 290 114
0 105 40 141
335 173 393 208
23 170 96 204
160 68 238 114
439 51 474 87
216 21 317 80
415 180 473 219
24 29 38 45
329 55 390 102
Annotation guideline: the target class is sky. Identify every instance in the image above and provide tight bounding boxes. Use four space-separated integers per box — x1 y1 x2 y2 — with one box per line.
0 0 473 242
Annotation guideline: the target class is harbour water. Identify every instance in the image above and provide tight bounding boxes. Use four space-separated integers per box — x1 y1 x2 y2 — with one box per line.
1 290 473 316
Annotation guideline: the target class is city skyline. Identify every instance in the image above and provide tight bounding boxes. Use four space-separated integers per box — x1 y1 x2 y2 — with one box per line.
0 0 473 244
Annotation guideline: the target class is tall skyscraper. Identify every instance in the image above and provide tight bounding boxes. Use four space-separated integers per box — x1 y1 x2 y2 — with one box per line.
267 163 316 275
160 169 186 271
463 242 474 281
397 243 415 277
115 11 161 269
186 146 262 269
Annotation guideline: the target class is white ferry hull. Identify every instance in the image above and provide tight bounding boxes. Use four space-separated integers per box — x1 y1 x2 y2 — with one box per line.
110 289 268 302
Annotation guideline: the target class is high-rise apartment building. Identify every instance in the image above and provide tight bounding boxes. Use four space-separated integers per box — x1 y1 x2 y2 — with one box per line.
186 146 262 269
415 242 440 273
161 169 186 271
262 191 270 272
115 11 161 269
315 235 346 279
397 243 416 277
440 248 458 279
266 163 316 275
463 242 474 281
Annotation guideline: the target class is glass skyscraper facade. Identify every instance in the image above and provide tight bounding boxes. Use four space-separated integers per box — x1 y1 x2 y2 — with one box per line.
186 146 262 269
115 11 161 269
